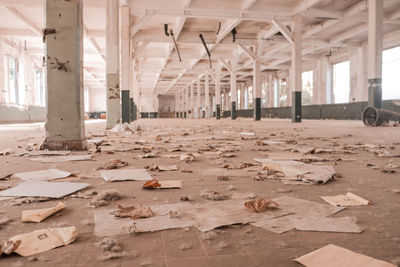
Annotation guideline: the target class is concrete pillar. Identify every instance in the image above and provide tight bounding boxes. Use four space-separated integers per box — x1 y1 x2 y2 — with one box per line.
43 0 86 150
121 5 130 123
239 84 244 110
313 56 333 105
190 84 194 118
215 63 222 119
204 72 210 118
106 0 120 129
244 85 249 109
231 50 238 119
273 78 279 107
367 0 383 108
196 79 201 118
349 45 367 102
266 73 274 107
253 49 261 120
185 86 189 118
225 92 230 111
291 15 302 122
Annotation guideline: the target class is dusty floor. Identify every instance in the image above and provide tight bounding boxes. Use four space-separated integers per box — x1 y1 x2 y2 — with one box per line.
0 118 399 267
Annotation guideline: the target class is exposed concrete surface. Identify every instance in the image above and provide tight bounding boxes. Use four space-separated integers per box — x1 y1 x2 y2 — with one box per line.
0 105 46 124
0 118 399 266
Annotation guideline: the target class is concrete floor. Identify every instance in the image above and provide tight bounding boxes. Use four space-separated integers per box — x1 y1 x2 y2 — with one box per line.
0 118 399 266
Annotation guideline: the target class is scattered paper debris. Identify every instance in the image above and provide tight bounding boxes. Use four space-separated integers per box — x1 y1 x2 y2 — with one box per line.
13 169 72 181
200 190 229 201
91 190 121 207
114 204 154 219
142 179 182 189
244 198 279 212
0 148 13 156
0 181 89 198
0 217 13 229
22 202 66 223
8 226 78 257
108 123 140 133
100 159 128 170
321 192 372 207
0 240 21 256
101 169 152 182
295 244 395 267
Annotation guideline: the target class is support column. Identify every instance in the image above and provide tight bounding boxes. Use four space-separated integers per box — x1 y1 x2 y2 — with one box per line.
253 50 261 120
185 87 189 118
43 0 86 150
204 72 210 118
190 84 194 118
215 63 222 119
367 0 383 108
121 5 130 123
106 0 120 129
231 50 238 120
131 59 139 121
196 79 201 119
244 85 249 109
291 15 302 122
266 74 274 107
273 77 279 107
313 56 332 105
349 45 367 102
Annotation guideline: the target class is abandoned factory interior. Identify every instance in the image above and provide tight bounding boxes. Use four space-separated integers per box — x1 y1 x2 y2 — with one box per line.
0 0 400 266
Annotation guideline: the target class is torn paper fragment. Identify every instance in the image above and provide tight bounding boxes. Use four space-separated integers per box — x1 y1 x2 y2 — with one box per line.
143 179 182 189
244 198 279 212
30 155 92 163
22 202 66 223
114 204 154 219
0 148 13 156
0 181 89 198
295 244 395 267
8 226 78 257
0 240 21 256
13 169 72 181
321 192 372 207
101 169 152 182
158 165 178 171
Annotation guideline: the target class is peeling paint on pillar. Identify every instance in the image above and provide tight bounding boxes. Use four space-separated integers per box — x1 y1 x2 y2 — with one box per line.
43 0 86 151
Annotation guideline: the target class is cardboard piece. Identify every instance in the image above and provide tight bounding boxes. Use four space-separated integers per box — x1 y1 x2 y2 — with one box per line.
244 198 279 212
295 244 395 267
101 169 152 182
13 169 72 181
27 151 71 157
8 226 78 257
22 202 66 223
251 196 347 233
0 181 89 198
321 192 372 207
30 155 92 163
177 199 291 232
261 159 336 184
93 203 193 236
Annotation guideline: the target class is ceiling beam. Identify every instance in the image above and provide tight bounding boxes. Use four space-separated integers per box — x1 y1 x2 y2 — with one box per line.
272 20 293 43
5 6 41 36
130 11 154 38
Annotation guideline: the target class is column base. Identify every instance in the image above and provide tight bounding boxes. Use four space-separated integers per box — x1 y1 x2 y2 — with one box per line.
122 90 130 123
216 104 221 120
43 139 87 151
231 102 237 120
291 91 302 123
254 98 261 121
368 78 382 109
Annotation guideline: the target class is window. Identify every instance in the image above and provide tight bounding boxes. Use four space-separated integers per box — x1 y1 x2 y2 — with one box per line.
333 61 350 103
382 46 400 100
302 70 313 105
261 82 267 107
35 69 44 106
6 56 18 104
84 87 89 113
279 79 287 107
